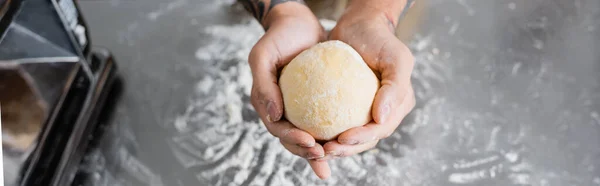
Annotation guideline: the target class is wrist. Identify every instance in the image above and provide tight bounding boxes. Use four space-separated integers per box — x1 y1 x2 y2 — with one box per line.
263 1 314 30
346 0 407 27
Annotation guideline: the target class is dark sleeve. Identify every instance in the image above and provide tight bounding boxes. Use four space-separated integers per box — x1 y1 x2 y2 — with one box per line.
237 0 305 24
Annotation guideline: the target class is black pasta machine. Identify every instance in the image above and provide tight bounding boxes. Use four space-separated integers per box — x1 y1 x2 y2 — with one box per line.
1 0 118 185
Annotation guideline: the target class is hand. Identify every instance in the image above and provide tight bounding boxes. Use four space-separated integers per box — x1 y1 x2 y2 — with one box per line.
323 1 416 159
247 2 331 179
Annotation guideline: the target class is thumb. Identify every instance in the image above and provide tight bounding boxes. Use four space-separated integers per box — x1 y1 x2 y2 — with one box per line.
371 40 415 124
372 81 411 124
249 44 284 123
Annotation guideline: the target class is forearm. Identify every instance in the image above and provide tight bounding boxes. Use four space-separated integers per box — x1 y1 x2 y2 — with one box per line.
347 0 412 27
238 0 307 28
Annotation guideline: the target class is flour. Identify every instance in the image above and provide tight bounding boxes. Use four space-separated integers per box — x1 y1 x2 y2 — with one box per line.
118 147 164 186
413 34 432 52
166 11 457 184
591 112 600 126
504 151 519 163
448 22 459 35
452 155 500 169
508 173 531 185
196 77 214 95
165 3 569 185
76 118 163 186
485 126 500 151
3 153 22 186
147 0 188 21
448 170 487 184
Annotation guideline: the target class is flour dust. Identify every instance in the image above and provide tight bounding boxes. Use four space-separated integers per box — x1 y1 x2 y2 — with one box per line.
168 4 541 186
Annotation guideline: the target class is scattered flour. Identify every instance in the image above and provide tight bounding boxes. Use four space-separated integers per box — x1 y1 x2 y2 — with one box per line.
3 153 22 186
452 155 499 169
508 2 516 10
448 170 487 184
196 77 214 95
448 22 459 35
165 3 597 185
147 0 188 21
76 116 164 186
117 147 164 186
508 173 531 185
180 16 546 185
413 35 432 52
591 112 600 126
168 15 450 185
485 126 501 151
504 151 519 163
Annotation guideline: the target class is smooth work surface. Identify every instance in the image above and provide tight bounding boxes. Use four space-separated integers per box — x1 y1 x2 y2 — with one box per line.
77 0 600 185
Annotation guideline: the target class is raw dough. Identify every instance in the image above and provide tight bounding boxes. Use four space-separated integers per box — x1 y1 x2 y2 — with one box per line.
279 40 380 140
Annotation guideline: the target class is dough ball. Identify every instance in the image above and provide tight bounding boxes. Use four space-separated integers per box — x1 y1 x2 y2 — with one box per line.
279 40 380 140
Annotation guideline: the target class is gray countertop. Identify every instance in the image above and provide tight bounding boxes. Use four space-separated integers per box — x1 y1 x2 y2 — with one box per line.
76 0 600 185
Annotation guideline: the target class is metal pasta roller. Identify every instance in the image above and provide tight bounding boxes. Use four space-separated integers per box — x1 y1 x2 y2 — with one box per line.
1 0 118 185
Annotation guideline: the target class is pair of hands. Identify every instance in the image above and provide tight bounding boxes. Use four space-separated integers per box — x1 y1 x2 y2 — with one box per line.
248 1 416 180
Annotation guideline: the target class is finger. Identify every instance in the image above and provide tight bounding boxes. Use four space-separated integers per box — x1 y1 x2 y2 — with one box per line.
250 53 316 147
372 39 415 125
282 141 331 179
249 48 315 147
249 42 284 124
265 120 316 147
371 80 414 125
308 159 331 180
280 140 325 159
323 140 379 158
338 85 415 145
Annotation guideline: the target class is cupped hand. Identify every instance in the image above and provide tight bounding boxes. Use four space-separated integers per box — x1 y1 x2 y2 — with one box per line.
324 2 416 158
247 2 331 179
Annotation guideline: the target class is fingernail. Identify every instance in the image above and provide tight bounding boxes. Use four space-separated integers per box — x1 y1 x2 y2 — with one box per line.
380 103 390 123
315 155 332 161
266 114 272 123
298 142 315 148
266 101 280 122
307 154 324 160
326 151 341 157
339 139 359 145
